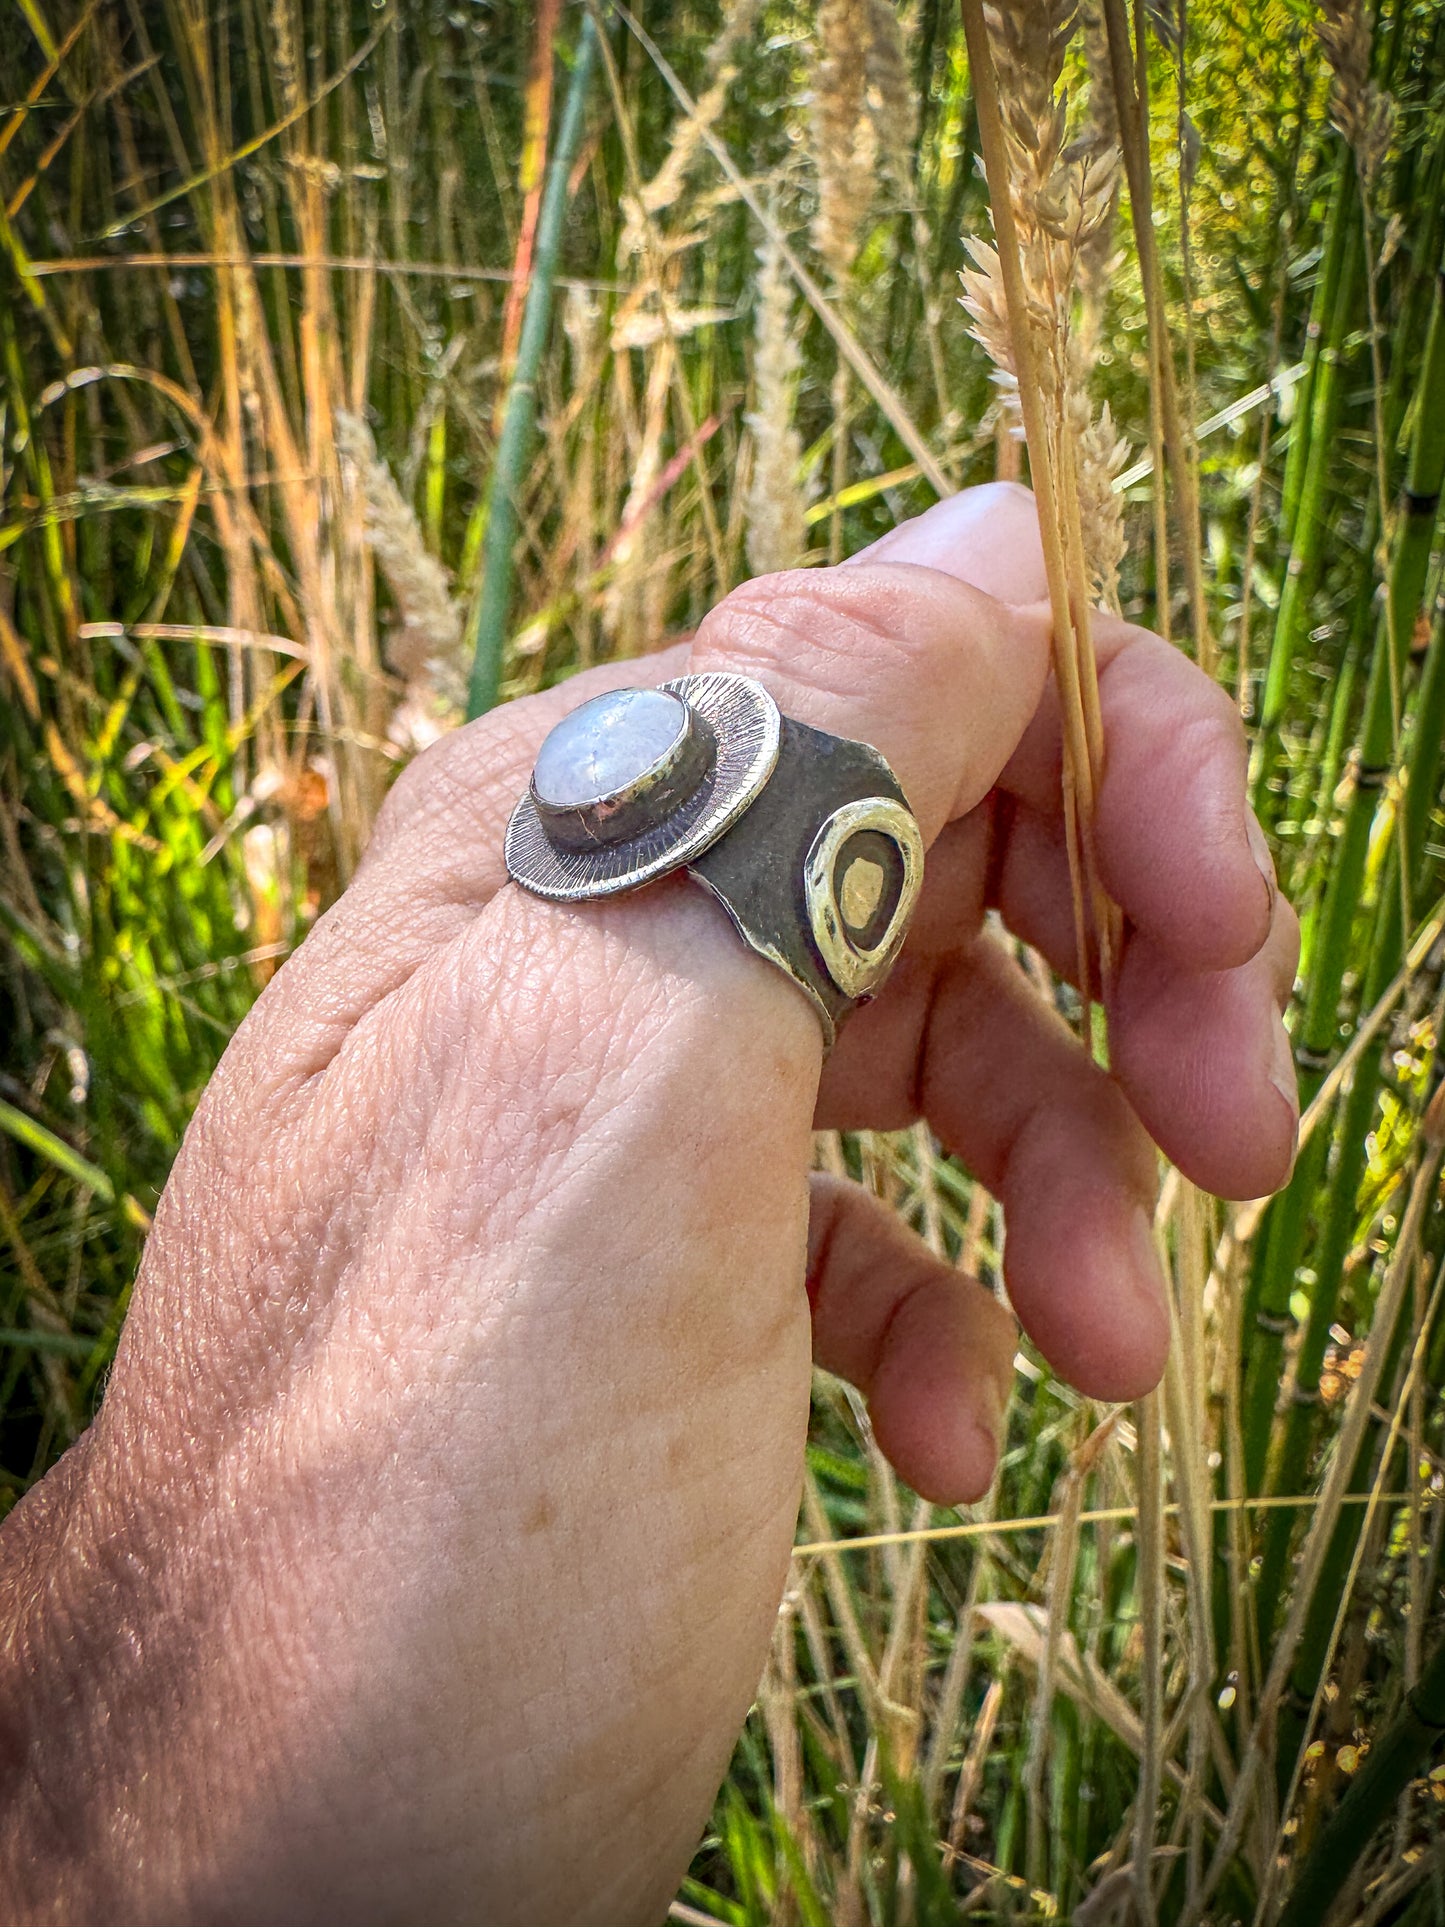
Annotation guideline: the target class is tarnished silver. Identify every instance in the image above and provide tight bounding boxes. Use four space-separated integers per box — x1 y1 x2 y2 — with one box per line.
505 671 924 1048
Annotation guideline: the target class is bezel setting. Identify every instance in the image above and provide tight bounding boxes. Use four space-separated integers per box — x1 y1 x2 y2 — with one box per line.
529 690 717 853
504 672 782 900
803 796 925 999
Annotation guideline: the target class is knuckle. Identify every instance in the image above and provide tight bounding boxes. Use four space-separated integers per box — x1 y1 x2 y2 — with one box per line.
371 708 523 849
695 570 922 699
370 729 456 843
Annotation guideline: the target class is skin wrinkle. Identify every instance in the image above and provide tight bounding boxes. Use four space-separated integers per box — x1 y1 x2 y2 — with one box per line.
65 867 816 1919
81 863 824 1927
692 569 1049 836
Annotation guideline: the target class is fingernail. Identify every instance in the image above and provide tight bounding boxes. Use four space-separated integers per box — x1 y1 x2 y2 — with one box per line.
844 484 1047 601
976 1372 1011 1455
1268 1017 1300 1131
1127 1205 1169 1314
1246 811 1277 916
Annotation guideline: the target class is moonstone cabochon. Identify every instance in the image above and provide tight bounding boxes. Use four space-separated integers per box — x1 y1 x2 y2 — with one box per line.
531 687 690 810
505 672 782 900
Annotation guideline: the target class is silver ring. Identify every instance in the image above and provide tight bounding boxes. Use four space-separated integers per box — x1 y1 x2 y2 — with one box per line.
504 672 925 1048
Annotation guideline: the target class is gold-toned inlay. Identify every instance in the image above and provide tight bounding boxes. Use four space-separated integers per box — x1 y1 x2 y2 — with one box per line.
804 795 924 1001
839 856 885 932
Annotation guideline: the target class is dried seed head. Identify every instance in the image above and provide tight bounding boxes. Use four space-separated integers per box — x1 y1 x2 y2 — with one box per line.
959 236 1020 405
335 410 464 708
620 0 764 256
810 0 917 278
1076 400 1130 610
745 230 810 576
976 0 1121 399
960 0 1129 608
1316 0 1394 185
812 0 879 277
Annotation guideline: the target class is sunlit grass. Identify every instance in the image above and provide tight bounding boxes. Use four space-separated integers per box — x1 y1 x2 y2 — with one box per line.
2 1 1444 1921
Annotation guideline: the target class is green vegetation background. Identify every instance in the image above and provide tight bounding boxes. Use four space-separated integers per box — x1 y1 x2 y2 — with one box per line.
3 1 1445 1920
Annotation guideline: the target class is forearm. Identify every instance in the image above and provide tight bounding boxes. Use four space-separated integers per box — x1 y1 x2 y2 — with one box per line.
0 887 818 1926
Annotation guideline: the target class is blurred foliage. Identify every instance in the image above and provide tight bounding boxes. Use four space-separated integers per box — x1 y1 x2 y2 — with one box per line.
5 0 1445 1920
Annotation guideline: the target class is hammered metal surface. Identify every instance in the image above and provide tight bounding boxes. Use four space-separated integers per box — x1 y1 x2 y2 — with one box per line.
688 715 920 1048
505 672 781 900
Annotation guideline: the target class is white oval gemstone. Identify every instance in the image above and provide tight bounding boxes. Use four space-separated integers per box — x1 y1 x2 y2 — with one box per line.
533 688 690 808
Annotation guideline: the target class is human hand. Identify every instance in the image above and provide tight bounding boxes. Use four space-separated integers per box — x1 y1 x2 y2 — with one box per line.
0 484 1297 1926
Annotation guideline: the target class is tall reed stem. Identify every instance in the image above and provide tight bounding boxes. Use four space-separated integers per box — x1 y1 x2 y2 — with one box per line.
467 14 598 719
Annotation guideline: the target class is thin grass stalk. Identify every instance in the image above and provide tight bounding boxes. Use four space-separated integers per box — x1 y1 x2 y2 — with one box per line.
1277 148 1350 547
1023 1446 1086 1896
946 1675 1005 1862
466 13 597 720
1240 269 1445 1490
1268 1236 1445 1927
1285 562 1371 869
613 0 951 500
1355 168 1411 956
1254 201 1362 770
1186 1123 1445 1926
795 1576 858 1790
1133 1387 1164 1927
1407 1255 1427 1694
1254 1072 1374 1613
1160 1185 1215 1908
801 1471 885 1727
586 6 726 593
1101 0 1207 664
828 366 850 568
920 1542 991 1819
1274 1187 1438 1809
761 1583 808 1921
1259 833 1444 1613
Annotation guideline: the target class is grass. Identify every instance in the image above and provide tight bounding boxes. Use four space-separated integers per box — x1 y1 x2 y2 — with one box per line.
3 0 1445 1920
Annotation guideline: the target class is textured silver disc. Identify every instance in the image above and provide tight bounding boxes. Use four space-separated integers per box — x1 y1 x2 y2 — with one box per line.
505 671 782 900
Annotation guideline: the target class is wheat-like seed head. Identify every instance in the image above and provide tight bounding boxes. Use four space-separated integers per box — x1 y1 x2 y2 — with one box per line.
958 237 1021 402
620 0 763 257
810 0 921 282
744 229 810 577
1316 0 1393 185
811 0 880 278
970 0 1119 413
334 411 465 723
959 0 1129 610
1076 399 1130 610
986 0 1074 213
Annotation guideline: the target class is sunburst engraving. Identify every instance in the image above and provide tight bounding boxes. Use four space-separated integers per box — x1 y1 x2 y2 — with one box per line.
505 672 781 901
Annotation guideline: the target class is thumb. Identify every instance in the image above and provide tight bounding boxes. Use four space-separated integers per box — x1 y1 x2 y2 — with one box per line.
849 477 1049 604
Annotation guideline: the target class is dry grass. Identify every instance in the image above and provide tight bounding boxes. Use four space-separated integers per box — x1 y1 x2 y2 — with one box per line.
3 5 1445 1924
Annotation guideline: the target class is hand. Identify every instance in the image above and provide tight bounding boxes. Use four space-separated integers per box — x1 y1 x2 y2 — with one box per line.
0 484 1297 1926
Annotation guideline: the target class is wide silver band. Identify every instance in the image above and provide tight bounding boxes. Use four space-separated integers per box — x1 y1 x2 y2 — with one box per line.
504 672 924 1048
